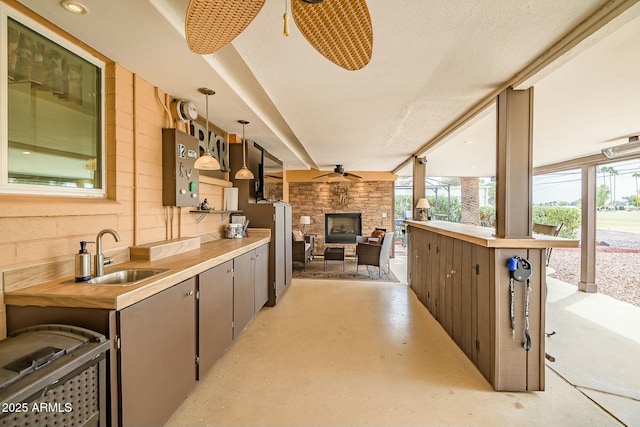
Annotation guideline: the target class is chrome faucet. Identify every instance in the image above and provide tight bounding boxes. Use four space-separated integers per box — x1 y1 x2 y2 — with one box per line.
95 229 121 277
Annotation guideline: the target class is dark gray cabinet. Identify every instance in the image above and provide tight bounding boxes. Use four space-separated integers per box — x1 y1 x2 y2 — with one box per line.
198 260 233 378
233 244 270 339
233 251 256 339
5 245 271 426
236 202 292 306
118 277 196 427
254 243 269 312
230 143 292 307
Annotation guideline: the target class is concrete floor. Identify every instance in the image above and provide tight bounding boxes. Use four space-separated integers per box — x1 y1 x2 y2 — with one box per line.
546 276 640 427
165 256 628 427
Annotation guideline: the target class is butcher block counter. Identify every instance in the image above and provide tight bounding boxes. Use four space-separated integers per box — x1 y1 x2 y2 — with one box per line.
404 220 578 392
404 220 578 249
4 229 272 427
4 229 270 311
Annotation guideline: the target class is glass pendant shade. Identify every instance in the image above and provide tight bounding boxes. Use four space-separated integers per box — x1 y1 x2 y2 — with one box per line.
194 87 220 170
235 166 254 179
194 152 220 170
235 120 254 180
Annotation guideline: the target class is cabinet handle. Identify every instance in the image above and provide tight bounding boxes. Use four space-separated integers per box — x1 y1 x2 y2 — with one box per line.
186 290 194 296
227 268 234 273
451 269 456 274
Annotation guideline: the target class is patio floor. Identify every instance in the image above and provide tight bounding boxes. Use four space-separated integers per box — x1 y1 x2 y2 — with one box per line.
545 276 640 426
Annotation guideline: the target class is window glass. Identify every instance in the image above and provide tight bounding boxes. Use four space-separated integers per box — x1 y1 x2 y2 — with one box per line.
6 16 102 191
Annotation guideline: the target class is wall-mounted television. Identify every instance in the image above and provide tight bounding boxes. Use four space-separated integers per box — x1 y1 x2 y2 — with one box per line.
250 142 283 203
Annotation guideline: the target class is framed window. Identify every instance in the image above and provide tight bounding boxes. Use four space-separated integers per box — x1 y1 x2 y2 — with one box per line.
1 6 105 195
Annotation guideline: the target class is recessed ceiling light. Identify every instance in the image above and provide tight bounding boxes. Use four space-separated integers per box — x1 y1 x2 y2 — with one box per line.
464 140 473 144
22 151 31 155
60 0 88 15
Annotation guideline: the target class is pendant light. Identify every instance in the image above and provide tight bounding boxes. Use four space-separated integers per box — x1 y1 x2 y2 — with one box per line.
194 87 221 170
235 120 254 179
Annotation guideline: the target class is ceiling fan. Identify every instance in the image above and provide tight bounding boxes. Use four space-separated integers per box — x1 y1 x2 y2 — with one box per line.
314 165 363 182
185 0 373 71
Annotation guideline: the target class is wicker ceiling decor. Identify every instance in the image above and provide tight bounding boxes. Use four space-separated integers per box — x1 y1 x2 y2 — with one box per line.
292 0 373 71
185 0 265 55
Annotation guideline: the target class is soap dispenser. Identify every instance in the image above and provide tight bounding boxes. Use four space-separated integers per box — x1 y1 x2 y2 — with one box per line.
75 241 93 282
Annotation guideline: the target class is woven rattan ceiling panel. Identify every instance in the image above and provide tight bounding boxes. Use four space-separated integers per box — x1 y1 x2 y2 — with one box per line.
292 0 373 71
185 0 265 55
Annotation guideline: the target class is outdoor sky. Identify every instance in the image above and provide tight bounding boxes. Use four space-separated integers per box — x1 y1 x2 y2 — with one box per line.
533 159 640 204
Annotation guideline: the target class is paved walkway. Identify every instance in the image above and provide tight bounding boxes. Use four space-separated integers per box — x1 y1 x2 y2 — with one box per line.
546 277 640 427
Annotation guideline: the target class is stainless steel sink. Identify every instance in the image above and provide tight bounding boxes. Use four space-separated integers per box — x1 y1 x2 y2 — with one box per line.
85 268 169 285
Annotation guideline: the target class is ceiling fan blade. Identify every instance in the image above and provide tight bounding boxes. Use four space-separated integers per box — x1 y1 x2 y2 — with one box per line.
292 0 373 71
344 173 363 182
185 0 265 55
314 171 342 179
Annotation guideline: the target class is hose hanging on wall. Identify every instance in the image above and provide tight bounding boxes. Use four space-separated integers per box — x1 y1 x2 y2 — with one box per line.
508 256 533 351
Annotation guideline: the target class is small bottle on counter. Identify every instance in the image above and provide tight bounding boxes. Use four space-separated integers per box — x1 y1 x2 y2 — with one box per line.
75 241 93 282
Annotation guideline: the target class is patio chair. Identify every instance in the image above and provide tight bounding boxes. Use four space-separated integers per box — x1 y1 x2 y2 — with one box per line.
533 222 563 266
356 231 394 278
533 222 563 354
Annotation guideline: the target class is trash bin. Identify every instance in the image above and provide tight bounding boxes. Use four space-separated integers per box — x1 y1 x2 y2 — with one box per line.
0 324 109 427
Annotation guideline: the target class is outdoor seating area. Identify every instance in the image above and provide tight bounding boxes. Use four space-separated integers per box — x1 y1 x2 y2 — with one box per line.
291 229 397 280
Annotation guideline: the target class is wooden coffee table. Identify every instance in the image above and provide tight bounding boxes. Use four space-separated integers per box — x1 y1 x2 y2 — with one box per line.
323 247 345 271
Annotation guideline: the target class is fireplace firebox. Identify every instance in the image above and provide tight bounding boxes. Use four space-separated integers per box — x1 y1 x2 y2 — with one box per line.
324 213 362 244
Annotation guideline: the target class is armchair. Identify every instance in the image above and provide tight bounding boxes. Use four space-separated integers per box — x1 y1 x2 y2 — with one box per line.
356 231 394 278
292 231 312 270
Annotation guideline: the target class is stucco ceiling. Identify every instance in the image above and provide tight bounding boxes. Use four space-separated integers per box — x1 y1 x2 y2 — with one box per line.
13 0 640 177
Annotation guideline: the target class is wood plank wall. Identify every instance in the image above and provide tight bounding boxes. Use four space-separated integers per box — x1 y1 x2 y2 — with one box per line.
0 4 231 336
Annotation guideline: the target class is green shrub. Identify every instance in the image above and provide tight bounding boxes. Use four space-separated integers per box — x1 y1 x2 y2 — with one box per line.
428 195 461 222
467 205 580 238
479 206 495 227
532 206 580 238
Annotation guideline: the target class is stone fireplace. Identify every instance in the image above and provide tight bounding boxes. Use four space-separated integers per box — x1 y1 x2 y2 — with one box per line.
288 180 394 257
325 213 362 244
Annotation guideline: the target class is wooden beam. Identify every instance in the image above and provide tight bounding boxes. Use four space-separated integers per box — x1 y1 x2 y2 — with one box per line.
413 157 426 219
495 88 534 238
579 165 598 292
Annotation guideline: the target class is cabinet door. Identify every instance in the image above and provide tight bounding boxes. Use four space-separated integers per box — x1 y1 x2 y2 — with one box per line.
473 245 492 379
119 278 196 427
460 241 474 358
408 228 421 299
428 231 440 315
234 250 255 339
451 239 463 347
284 204 293 289
254 244 269 313
444 236 454 336
198 260 233 378
274 205 285 302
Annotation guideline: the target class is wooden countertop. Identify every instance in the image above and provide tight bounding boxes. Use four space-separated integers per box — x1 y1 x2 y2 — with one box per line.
4 230 271 311
404 220 579 249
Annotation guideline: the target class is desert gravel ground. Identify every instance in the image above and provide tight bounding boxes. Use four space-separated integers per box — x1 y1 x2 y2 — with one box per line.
548 230 640 307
